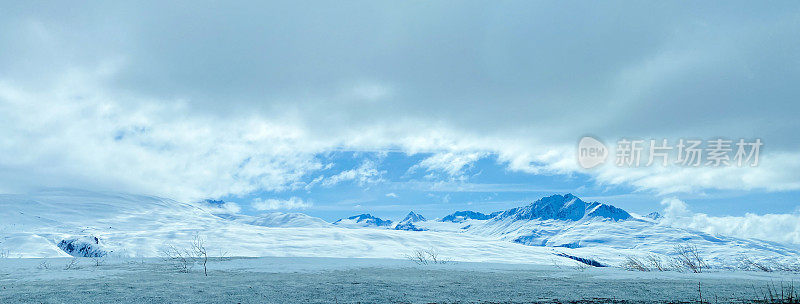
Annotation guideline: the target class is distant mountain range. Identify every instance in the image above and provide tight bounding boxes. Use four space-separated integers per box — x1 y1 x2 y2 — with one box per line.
333 193 633 229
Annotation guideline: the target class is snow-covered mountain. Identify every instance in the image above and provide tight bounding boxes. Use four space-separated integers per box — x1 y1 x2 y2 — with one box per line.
332 213 393 228
494 194 631 221
645 211 663 221
394 211 426 231
441 210 500 223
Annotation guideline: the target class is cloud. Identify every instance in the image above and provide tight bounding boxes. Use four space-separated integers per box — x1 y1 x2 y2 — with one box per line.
0 2 799 201
321 160 385 187
0 73 324 201
408 152 487 180
220 202 242 214
659 198 800 244
595 153 800 195
252 197 312 211
659 197 692 220
385 192 398 198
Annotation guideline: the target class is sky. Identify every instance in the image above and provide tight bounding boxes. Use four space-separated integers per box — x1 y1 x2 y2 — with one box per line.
1 1 799 224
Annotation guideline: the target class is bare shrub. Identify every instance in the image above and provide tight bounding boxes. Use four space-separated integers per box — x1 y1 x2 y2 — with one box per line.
64 257 79 270
37 261 51 270
622 256 649 272
666 257 686 272
550 257 563 269
626 254 678 272
405 247 449 265
160 233 210 275
161 244 194 273
740 255 772 272
406 248 431 265
572 260 590 271
755 281 799 304
217 249 231 261
646 254 667 271
773 260 800 273
673 244 708 273
91 255 106 267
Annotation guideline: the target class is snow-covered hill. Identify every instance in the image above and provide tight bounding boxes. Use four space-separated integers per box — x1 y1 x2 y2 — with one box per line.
1 190 798 269
218 212 331 228
0 190 563 264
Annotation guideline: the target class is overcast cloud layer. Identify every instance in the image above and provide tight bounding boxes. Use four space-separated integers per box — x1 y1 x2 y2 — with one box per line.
1 1 799 205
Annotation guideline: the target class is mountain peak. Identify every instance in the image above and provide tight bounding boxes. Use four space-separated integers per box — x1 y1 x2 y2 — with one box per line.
496 194 630 221
402 211 426 223
395 211 427 231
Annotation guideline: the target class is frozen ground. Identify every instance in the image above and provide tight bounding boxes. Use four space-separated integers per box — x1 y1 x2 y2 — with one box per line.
1 257 798 303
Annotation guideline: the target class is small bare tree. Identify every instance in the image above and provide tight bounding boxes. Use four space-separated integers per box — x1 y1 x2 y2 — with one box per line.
191 234 208 276
673 244 708 273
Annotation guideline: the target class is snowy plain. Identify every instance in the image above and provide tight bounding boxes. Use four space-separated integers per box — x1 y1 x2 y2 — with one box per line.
1 190 800 303
1 257 799 303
